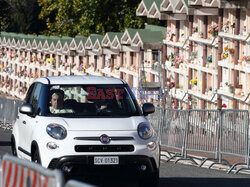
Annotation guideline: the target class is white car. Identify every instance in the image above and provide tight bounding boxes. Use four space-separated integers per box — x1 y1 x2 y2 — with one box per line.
11 76 160 186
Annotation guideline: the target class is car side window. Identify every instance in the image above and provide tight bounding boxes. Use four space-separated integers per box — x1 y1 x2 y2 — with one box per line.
29 83 42 115
25 84 35 103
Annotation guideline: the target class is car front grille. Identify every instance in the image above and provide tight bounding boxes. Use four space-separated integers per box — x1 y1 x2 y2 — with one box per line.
75 145 135 152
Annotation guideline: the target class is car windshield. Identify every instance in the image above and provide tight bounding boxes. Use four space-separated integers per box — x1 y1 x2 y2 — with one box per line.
46 84 140 117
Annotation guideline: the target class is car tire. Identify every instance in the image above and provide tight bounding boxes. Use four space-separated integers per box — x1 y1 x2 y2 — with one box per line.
11 136 17 156
32 147 41 164
139 170 159 187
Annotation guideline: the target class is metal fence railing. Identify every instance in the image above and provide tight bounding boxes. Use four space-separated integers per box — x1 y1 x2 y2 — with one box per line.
220 110 249 173
0 96 23 127
160 109 190 163
146 107 163 138
147 108 250 174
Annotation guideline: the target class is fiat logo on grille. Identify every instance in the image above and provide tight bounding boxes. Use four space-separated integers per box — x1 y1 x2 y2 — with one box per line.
100 134 110 144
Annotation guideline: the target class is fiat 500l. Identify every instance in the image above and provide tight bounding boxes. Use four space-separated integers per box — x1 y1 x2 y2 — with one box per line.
11 76 160 186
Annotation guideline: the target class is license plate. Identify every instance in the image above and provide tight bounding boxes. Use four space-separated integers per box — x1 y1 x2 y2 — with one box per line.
94 156 119 165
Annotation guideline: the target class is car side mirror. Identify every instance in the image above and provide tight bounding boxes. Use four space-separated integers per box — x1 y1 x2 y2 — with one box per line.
142 103 155 116
19 103 33 115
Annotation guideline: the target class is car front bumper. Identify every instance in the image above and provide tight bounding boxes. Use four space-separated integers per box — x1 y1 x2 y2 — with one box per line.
48 155 158 175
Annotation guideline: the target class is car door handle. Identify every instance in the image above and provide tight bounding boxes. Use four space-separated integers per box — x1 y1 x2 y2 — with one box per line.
22 121 26 125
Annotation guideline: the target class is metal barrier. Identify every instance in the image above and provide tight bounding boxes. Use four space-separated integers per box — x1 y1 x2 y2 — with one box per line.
147 107 163 138
185 110 228 167
160 109 190 163
158 109 250 174
0 96 23 126
220 110 249 173
2 154 64 187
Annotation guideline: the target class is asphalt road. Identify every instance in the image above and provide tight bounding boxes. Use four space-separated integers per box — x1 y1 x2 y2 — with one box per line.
0 129 249 187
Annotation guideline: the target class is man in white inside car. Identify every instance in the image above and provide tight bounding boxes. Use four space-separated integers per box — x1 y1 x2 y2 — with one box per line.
49 89 74 114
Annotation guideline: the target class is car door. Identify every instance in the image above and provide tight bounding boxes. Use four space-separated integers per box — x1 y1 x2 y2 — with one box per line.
18 83 42 159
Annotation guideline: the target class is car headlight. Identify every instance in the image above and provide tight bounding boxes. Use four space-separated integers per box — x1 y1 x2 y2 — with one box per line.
137 122 152 140
46 124 67 140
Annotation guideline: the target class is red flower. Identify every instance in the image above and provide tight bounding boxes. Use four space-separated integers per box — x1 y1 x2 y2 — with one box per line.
220 104 227 108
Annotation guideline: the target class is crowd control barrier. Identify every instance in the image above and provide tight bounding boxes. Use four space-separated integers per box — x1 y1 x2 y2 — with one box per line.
220 110 249 173
2 154 64 187
160 109 191 163
153 109 250 174
0 96 23 130
147 107 163 139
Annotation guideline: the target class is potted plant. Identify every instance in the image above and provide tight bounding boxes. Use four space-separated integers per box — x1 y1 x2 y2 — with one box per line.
228 84 233 93
206 56 212 67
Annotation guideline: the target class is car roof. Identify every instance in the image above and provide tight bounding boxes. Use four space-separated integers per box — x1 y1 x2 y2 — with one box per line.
33 76 126 85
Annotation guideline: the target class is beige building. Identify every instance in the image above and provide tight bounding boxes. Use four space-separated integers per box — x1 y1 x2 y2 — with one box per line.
0 0 249 112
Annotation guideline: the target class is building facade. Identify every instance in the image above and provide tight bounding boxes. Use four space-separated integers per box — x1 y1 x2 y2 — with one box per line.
0 0 249 112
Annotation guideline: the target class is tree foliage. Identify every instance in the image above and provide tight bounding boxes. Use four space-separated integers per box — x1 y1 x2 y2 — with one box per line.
38 0 160 36
0 0 11 31
0 0 46 34
0 0 161 36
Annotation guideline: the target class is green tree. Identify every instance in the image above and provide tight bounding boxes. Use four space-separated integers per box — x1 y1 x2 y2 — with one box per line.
38 0 160 36
4 0 46 34
0 0 11 31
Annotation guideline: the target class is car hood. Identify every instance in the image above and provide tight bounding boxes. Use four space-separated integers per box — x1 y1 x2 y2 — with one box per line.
58 117 147 131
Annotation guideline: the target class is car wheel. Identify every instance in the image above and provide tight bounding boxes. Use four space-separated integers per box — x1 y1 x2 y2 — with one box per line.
11 136 17 156
32 148 41 164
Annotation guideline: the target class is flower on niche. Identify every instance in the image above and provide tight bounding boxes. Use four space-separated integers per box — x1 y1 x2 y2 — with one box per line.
222 46 229 59
190 77 197 85
192 27 198 33
220 104 227 108
174 54 184 65
34 72 39 78
167 82 175 89
79 64 84 71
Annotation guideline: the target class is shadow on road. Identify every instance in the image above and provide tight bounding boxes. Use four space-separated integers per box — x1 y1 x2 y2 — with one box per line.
160 177 250 187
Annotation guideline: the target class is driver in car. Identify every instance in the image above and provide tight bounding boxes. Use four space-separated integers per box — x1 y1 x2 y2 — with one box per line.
50 89 74 114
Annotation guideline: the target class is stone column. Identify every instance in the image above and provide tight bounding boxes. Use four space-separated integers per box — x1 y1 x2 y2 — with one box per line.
111 55 114 72
201 16 208 109
174 20 180 108
217 9 223 108
233 8 240 109
86 55 89 69
101 54 105 69
130 52 133 66
187 17 193 109
162 45 167 108
94 56 97 72
120 52 123 68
